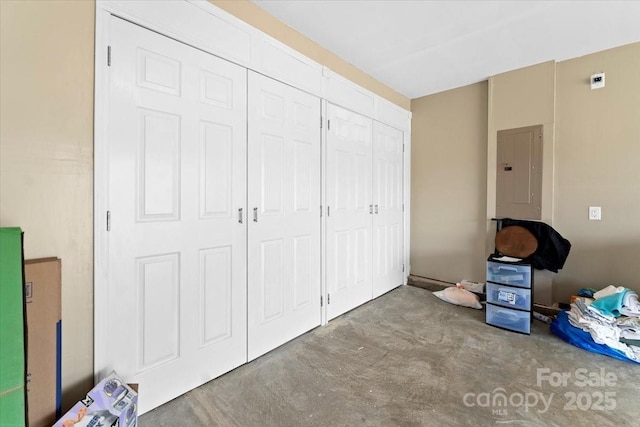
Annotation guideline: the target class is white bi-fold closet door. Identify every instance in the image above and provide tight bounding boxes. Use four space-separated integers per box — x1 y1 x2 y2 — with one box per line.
104 18 321 413
106 17 248 413
372 121 405 298
247 72 322 360
325 104 404 320
325 104 373 320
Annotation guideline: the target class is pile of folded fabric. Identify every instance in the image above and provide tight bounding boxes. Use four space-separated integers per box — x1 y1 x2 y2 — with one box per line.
550 285 640 364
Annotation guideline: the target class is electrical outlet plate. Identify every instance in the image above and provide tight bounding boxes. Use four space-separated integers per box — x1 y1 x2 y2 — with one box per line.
589 206 601 220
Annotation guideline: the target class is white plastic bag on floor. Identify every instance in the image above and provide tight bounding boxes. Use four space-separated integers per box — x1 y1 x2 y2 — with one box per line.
433 286 482 309
458 279 484 294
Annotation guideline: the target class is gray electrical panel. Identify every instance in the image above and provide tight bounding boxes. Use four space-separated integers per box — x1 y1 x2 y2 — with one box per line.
496 125 543 220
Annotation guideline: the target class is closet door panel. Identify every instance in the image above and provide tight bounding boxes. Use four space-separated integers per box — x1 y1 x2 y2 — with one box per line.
105 17 247 414
247 72 322 360
326 104 373 320
373 121 404 298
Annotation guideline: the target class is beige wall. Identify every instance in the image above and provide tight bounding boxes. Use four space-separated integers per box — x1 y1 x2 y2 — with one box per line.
487 61 556 304
554 43 640 301
487 61 556 226
410 82 488 283
410 43 640 303
211 0 410 110
0 0 95 409
0 0 407 410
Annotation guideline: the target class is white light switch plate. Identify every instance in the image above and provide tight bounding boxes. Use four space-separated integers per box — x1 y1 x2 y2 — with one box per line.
591 72 605 89
589 206 601 220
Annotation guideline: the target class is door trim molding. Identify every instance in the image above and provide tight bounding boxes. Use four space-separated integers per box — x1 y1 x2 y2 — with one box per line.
93 7 111 382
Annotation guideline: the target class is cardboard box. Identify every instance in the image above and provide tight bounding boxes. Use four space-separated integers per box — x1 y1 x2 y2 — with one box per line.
54 372 138 427
24 257 62 427
0 227 27 427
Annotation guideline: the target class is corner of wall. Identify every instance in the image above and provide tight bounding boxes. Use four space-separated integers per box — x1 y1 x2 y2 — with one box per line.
485 77 497 258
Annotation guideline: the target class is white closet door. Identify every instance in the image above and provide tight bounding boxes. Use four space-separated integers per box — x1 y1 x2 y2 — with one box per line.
247 72 321 360
326 103 373 320
372 121 404 298
105 17 247 414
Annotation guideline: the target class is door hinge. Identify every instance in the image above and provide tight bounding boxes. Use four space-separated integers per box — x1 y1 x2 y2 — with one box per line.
327 206 330 217
320 205 323 217
402 143 405 153
402 204 405 212
402 264 405 272
106 211 111 231
320 115 323 129
320 295 323 307
327 293 331 304
327 119 331 131
107 46 111 67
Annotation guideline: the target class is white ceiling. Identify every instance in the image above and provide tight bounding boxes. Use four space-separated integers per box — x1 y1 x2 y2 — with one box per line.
251 1 640 99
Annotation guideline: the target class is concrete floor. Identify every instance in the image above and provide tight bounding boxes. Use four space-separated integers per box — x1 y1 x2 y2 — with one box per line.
140 285 639 426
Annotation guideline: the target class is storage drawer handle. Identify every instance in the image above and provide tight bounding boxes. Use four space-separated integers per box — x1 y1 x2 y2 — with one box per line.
496 266 518 272
253 207 258 222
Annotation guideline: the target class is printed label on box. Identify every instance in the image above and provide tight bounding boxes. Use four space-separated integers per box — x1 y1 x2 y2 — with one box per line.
25 281 33 302
498 290 516 305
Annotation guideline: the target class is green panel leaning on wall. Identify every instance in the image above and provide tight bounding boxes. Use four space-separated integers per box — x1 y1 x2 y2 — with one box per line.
0 227 27 427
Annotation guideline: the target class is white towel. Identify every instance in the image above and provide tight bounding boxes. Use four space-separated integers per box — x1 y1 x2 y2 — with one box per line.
594 285 626 300
586 304 617 322
567 308 640 362
616 316 640 328
620 329 640 340
621 292 640 317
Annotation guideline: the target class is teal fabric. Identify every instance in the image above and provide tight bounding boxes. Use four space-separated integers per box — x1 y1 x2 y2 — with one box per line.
591 290 629 317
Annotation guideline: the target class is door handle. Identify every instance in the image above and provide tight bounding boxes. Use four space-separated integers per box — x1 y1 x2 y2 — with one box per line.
238 208 243 224
375 205 379 214
253 207 258 222
369 204 373 214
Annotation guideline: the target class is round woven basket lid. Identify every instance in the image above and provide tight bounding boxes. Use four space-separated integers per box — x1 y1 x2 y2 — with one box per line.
495 225 538 258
